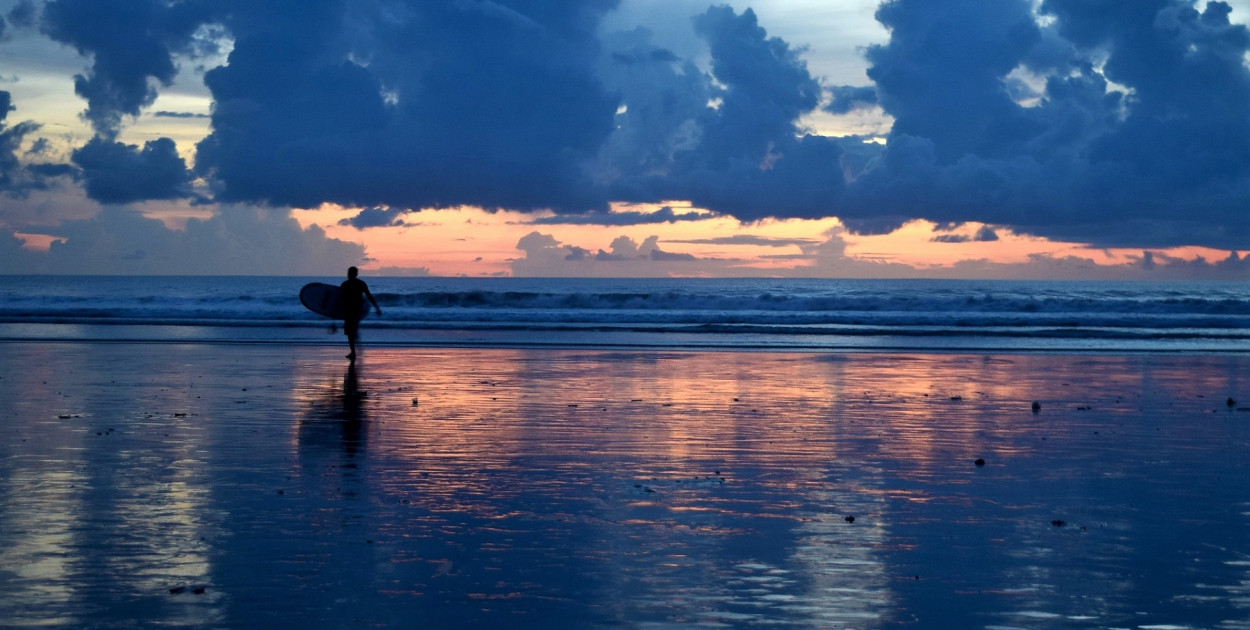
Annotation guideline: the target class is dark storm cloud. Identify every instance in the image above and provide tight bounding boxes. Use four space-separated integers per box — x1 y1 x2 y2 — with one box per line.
191 3 842 219
834 0 1250 250
604 7 846 220
22 0 1250 252
25 1 850 216
71 136 193 204
867 0 1043 163
194 0 620 213
1042 0 1250 187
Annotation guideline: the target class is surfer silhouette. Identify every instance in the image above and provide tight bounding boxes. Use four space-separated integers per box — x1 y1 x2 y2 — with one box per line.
341 266 381 361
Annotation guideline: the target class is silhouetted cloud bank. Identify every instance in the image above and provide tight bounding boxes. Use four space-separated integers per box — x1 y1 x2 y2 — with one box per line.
11 0 1250 251
2 205 364 274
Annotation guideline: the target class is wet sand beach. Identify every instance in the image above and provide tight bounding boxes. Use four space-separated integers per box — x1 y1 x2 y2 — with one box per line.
1 342 1248 628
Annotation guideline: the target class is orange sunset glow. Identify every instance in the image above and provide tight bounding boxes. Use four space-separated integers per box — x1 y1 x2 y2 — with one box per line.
290 204 1242 279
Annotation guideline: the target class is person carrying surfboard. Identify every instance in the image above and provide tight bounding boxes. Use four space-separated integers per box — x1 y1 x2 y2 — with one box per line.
341 266 381 361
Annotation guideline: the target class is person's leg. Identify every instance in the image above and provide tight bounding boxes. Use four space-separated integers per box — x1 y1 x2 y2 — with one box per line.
345 319 359 360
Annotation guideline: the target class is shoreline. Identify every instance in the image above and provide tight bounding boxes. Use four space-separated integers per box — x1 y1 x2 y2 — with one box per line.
2 331 1248 355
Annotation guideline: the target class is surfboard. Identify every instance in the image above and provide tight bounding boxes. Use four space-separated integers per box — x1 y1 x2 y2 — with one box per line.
300 282 370 320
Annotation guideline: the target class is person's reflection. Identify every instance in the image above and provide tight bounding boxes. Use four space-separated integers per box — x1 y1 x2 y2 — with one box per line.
300 362 368 480
339 362 365 459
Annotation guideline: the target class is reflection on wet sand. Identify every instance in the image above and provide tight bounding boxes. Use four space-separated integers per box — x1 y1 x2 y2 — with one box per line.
0 345 1247 628
299 361 367 461
0 344 223 627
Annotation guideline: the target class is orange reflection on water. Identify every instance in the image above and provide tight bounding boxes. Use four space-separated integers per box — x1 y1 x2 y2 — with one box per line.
5 344 1246 628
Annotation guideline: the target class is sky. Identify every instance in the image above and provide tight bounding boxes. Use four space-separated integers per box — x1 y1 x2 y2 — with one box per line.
0 0 1248 279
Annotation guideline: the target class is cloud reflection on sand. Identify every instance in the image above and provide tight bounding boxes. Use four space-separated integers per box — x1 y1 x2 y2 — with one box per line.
1 344 1248 628
0 343 222 627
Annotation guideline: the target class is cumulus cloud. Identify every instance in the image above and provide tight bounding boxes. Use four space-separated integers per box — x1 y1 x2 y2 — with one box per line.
71 136 194 204
34 2 850 220
338 206 410 230
0 89 55 195
0 91 26 183
39 0 215 137
826 85 879 115
5 1 36 30
509 228 933 277
931 225 1000 243
834 0 1250 250
4 205 366 275
194 0 620 213
511 225 1250 280
11 0 1250 256
600 7 846 220
512 231 709 276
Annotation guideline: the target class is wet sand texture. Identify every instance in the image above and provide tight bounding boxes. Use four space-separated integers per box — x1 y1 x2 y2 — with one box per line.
1 343 1247 628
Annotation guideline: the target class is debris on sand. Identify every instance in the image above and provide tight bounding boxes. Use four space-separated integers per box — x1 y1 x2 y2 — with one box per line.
675 476 726 487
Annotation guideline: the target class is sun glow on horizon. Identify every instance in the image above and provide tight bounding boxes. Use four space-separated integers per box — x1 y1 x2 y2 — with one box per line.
289 203 1245 279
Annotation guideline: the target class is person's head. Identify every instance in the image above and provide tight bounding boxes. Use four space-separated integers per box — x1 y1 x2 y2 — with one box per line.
347 266 358 279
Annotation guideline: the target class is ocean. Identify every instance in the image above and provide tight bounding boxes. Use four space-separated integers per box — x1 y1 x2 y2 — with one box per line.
0 275 1247 352
3 278 1250 628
